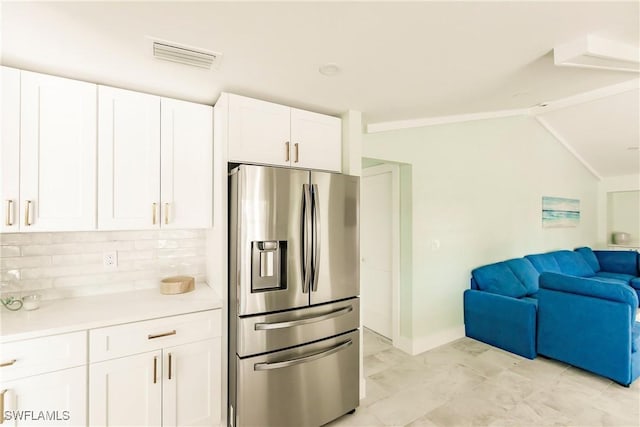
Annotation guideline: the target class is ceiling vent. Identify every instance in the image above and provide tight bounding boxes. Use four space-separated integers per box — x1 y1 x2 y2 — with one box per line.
151 39 221 69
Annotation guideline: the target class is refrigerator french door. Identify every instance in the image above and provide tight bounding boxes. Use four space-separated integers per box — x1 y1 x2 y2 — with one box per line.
228 164 360 427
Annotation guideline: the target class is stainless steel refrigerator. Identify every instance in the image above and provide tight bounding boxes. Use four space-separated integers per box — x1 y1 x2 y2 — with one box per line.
228 164 360 427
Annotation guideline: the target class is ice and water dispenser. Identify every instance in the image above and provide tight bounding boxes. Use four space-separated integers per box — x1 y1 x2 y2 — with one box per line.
251 241 287 292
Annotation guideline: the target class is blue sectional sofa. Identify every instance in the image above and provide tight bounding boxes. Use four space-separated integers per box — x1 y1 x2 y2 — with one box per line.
463 247 640 385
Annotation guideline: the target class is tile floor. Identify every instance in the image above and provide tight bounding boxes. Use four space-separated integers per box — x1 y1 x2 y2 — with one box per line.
326 329 640 427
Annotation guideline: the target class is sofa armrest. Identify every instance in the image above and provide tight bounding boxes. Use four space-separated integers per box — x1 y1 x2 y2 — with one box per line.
463 289 537 359
540 272 639 311
594 250 639 276
537 286 636 385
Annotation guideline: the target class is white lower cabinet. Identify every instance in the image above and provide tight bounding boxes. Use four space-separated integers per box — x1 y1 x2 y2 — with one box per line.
89 351 162 426
0 366 86 427
88 311 222 427
163 339 221 427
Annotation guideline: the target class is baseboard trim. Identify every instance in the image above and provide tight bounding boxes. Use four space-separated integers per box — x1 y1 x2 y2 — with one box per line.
396 326 466 356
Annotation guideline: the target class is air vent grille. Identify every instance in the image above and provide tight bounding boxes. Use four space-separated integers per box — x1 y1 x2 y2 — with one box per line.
153 42 219 69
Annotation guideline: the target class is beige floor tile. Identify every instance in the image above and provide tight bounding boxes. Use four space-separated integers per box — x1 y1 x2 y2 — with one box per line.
323 407 386 427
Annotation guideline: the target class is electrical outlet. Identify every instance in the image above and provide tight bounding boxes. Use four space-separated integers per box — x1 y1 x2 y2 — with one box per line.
103 251 118 270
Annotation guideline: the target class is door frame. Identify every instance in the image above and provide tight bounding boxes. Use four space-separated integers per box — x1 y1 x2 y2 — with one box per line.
362 163 400 346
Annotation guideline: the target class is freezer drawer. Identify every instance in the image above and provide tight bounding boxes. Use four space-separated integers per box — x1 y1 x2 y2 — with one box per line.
236 297 359 357
234 330 359 427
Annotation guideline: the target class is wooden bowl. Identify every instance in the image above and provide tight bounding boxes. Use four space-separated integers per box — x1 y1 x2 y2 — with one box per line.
160 276 195 295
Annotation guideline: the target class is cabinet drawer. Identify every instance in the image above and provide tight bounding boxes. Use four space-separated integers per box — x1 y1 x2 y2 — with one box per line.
0 331 87 382
89 310 220 363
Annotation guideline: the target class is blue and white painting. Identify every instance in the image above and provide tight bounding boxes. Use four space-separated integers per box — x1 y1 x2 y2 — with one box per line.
542 196 580 228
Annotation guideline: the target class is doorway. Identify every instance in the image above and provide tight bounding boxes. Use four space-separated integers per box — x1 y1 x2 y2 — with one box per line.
361 162 400 343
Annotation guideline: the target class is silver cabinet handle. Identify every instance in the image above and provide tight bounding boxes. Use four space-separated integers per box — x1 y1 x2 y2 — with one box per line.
148 330 176 340
294 143 299 163
254 306 353 330
254 340 352 371
0 359 16 368
301 184 312 293
0 389 7 424
311 184 320 291
285 141 290 162
5 200 13 226
164 203 170 225
152 203 157 225
24 200 32 226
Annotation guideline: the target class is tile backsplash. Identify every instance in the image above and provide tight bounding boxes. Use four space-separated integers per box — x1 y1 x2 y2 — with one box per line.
0 230 207 300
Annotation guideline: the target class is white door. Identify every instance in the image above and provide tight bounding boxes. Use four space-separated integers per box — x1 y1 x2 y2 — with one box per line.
361 164 398 339
98 86 160 230
291 108 342 172
162 338 221 427
20 71 97 231
1 366 87 427
227 93 291 167
89 351 162 427
0 66 20 232
160 98 212 229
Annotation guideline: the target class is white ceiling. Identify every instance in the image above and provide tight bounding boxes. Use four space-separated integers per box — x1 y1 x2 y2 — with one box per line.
1 1 639 178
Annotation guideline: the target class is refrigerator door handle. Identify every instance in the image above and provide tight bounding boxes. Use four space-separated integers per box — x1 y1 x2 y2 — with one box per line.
302 184 313 293
253 339 352 371
311 184 321 291
254 306 353 330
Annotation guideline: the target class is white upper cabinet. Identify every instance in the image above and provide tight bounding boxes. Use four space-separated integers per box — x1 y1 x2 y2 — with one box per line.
160 98 212 229
291 108 342 172
228 94 291 167
98 86 161 230
225 93 342 172
0 66 20 232
20 71 97 231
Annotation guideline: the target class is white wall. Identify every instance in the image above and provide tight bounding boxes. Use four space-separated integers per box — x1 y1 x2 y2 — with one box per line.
0 230 207 300
363 115 599 354
597 173 640 247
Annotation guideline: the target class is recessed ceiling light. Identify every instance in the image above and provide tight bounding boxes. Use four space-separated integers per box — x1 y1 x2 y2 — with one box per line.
319 63 341 76
627 146 640 151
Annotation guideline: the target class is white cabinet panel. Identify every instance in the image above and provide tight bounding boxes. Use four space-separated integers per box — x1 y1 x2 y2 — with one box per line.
98 86 160 230
160 98 212 229
0 66 20 232
1 366 87 427
291 108 342 172
89 350 162 427
20 71 97 231
162 338 221 427
228 94 291 167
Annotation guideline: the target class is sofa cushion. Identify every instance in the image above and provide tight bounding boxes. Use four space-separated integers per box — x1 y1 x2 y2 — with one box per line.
526 253 562 274
595 251 639 276
520 296 538 309
575 247 601 272
633 323 640 353
553 250 596 277
631 278 640 291
472 262 528 298
592 276 633 287
594 271 635 284
504 258 540 295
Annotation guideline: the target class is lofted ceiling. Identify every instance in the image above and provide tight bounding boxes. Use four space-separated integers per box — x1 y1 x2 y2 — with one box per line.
1 1 638 178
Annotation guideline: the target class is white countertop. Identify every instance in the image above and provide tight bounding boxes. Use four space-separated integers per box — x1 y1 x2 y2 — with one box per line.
0 283 222 343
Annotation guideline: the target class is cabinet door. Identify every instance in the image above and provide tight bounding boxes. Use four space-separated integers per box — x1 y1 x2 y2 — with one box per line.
1 366 86 427
162 338 221 427
291 108 342 172
89 350 162 427
98 86 160 230
20 71 97 231
228 94 291 167
0 66 20 232
160 98 212 229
